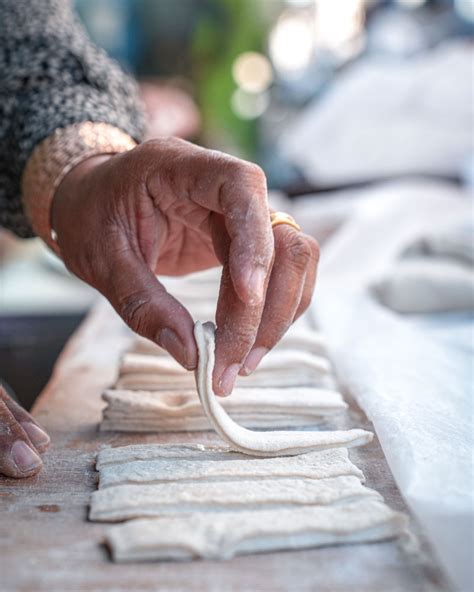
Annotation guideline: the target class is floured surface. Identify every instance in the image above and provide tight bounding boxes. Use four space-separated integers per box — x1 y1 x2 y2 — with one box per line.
0 300 449 591
106 500 407 561
97 448 364 488
194 321 372 456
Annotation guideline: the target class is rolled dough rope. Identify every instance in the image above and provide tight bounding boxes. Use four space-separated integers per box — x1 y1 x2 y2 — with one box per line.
194 321 372 457
98 449 364 489
105 499 408 561
89 476 381 522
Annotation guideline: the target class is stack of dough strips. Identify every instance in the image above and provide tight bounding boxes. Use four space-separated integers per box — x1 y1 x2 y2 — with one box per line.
91 269 407 562
101 270 346 433
91 444 407 562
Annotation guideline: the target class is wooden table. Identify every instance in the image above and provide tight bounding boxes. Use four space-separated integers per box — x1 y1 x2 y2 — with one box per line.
0 303 450 591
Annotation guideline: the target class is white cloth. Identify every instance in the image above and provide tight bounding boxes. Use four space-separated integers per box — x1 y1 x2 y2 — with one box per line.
372 221 474 314
372 258 474 314
281 42 473 186
298 180 473 591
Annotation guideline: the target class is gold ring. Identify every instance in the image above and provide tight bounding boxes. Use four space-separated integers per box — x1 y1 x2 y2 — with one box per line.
270 211 301 232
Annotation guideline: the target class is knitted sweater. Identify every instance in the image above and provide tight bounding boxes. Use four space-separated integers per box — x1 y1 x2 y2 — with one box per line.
0 0 144 237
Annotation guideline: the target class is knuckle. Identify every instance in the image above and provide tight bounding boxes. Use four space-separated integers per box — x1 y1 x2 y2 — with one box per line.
285 234 312 269
118 292 152 336
231 160 267 188
308 235 321 263
247 162 266 184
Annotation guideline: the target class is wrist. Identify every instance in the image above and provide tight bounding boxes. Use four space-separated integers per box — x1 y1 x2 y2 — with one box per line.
51 154 112 245
21 122 137 254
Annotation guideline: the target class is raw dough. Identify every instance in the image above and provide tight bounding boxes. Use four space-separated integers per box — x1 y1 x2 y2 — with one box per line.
194 321 372 457
100 415 330 432
103 387 345 415
97 448 364 488
89 476 380 521
96 443 240 469
116 349 333 391
105 499 407 561
116 370 335 390
132 328 328 357
121 350 331 376
100 387 347 432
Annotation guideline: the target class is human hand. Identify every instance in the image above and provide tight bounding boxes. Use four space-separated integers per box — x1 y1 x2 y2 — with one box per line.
0 386 49 478
52 138 319 395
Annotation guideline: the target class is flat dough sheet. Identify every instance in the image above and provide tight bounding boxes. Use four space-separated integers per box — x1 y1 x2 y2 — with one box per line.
97 448 364 488
100 386 347 432
96 443 241 469
102 387 346 415
116 371 335 391
116 349 333 391
89 476 380 522
100 415 331 432
121 350 331 376
105 499 408 561
194 321 372 456
131 328 328 357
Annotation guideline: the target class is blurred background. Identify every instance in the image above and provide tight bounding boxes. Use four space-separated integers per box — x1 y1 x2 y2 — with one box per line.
1 0 473 408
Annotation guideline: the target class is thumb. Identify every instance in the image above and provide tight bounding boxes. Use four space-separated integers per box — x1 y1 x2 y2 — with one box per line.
0 399 43 478
101 246 197 370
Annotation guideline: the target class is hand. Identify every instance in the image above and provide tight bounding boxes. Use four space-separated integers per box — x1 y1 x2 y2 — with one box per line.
52 138 319 395
0 386 50 478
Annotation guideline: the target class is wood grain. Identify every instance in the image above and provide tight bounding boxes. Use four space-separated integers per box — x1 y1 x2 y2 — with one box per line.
0 301 450 592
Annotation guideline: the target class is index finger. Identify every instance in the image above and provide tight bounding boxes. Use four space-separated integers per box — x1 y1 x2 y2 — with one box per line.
160 141 275 305
216 160 274 306
209 216 273 395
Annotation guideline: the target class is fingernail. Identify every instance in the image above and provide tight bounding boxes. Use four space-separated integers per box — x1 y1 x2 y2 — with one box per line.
11 441 42 473
247 267 266 305
219 363 241 396
158 329 188 368
21 422 50 448
241 346 268 376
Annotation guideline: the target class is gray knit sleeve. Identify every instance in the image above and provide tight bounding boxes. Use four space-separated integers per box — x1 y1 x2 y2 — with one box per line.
0 0 145 237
